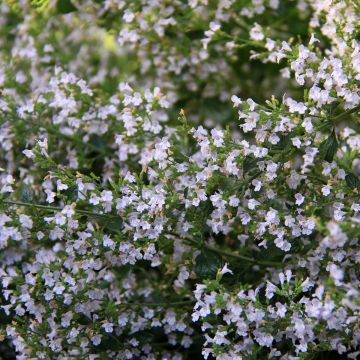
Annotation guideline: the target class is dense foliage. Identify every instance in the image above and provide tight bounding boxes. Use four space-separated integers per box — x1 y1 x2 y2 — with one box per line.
0 0 359 359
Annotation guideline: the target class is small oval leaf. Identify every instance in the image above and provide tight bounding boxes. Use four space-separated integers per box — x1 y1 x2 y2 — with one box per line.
319 130 338 162
20 185 33 203
57 0 77 14
345 173 360 190
63 185 78 202
194 249 224 279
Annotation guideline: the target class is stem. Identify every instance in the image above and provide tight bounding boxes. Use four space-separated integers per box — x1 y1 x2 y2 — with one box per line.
126 299 194 307
183 236 279 267
332 104 360 122
317 104 360 130
3 200 117 219
208 245 280 267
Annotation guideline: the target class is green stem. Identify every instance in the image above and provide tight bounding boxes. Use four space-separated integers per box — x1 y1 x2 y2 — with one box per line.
3 200 116 219
183 237 279 267
317 104 360 131
126 299 194 307
332 104 360 122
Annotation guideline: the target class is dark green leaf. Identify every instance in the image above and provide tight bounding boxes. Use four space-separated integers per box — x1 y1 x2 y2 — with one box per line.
102 218 123 233
20 185 33 203
345 173 360 190
319 130 338 162
77 314 91 325
243 155 259 174
57 0 77 14
273 134 291 151
90 134 105 152
194 249 224 279
63 185 78 202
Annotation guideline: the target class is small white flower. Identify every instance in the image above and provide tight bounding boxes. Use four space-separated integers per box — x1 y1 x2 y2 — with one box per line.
252 179 262 191
231 95 242 107
22 149 34 158
56 180 68 191
250 23 265 41
295 193 305 206
219 263 233 276
123 9 135 23
265 281 277 299
102 322 114 333
19 214 33 229
322 185 332 196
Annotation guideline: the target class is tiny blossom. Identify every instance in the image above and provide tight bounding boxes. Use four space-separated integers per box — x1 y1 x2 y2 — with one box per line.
322 184 332 196
252 179 262 191
22 149 34 158
219 263 233 276
231 95 242 107
265 282 277 299
19 214 33 229
102 322 114 333
250 23 265 41
295 193 305 206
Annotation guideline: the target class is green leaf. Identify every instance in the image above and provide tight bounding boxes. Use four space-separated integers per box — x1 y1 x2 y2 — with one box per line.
273 134 291 151
319 130 338 162
89 134 105 152
345 173 360 190
102 218 123 233
243 155 259 174
194 249 224 279
63 185 78 202
57 0 77 14
20 185 33 203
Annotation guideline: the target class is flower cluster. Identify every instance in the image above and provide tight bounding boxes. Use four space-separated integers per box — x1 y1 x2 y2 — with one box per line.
0 1 359 359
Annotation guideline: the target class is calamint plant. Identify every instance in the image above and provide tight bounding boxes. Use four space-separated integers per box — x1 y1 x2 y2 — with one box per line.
0 0 359 359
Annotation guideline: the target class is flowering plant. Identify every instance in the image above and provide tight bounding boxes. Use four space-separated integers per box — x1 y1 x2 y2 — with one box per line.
0 1 359 359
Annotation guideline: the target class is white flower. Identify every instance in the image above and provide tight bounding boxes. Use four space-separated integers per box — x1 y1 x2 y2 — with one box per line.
309 33 319 45
123 9 135 23
292 137 302 148
211 128 224 147
285 98 307 114
250 23 265 41
56 180 68 191
102 322 114 333
219 263 233 276
252 179 262 191
19 214 33 229
231 95 242 107
91 335 101 346
253 330 273 347
89 193 100 205
22 149 34 158
295 193 305 206
248 198 260 210
321 184 331 196
101 190 113 203
265 281 277 299
229 196 239 207
275 302 287 318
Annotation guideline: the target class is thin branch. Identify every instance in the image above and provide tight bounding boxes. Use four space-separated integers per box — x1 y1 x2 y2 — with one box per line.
182 236 280 267
3 200 117 219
